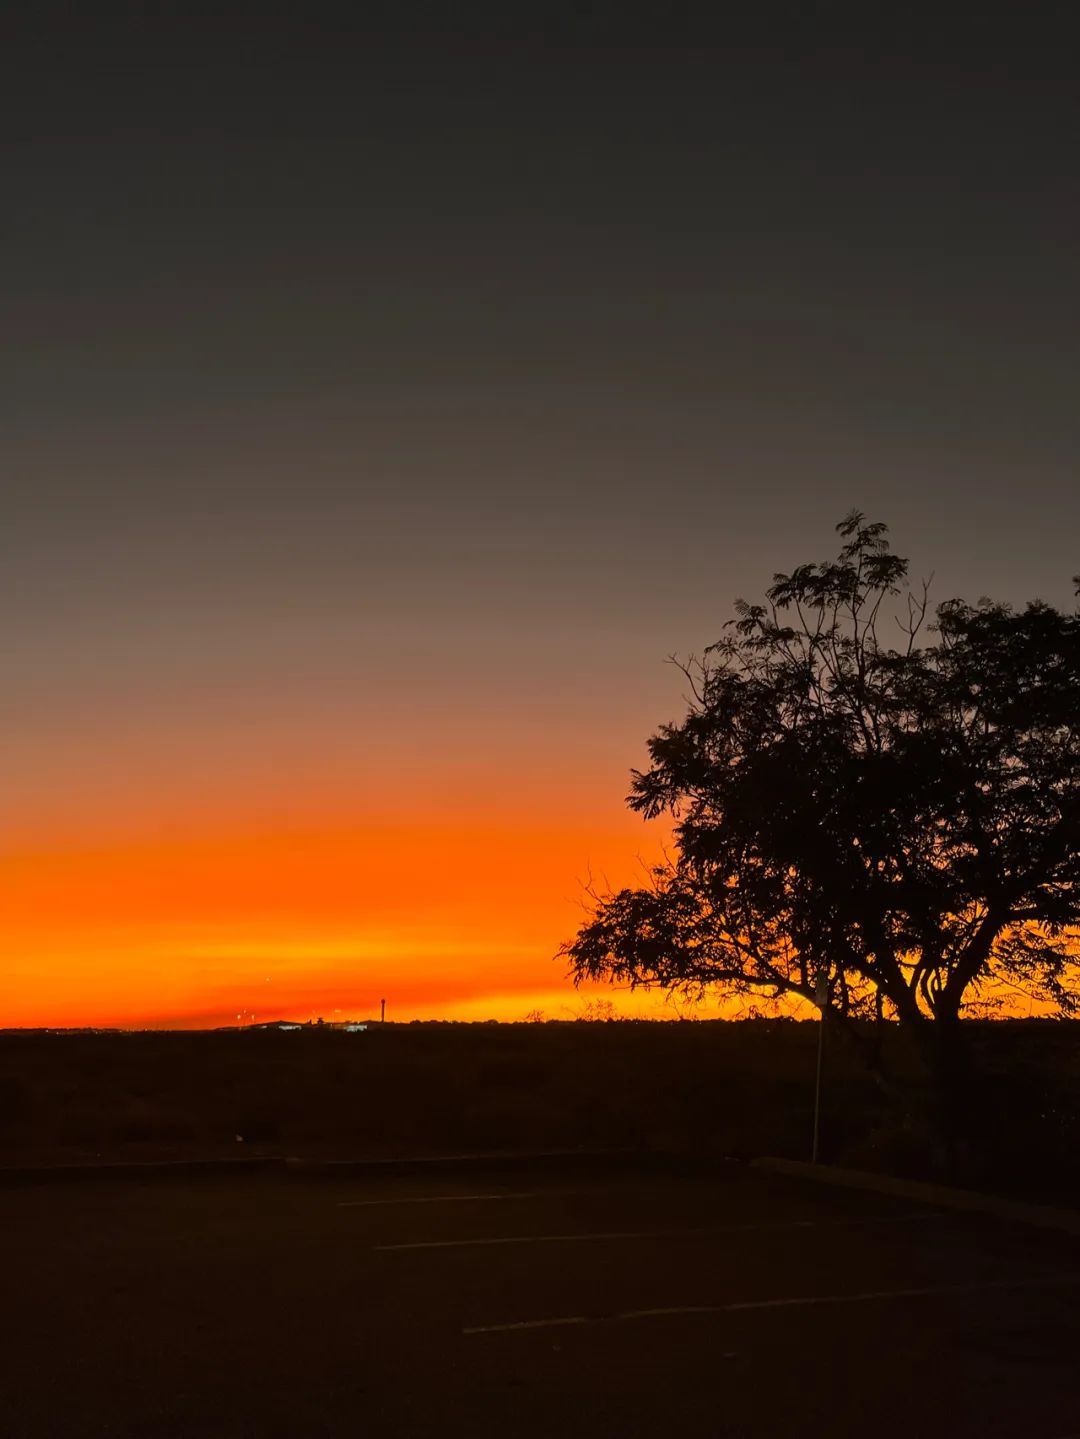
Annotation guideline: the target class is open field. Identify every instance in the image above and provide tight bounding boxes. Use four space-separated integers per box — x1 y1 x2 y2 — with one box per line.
2 1021 1078 1200
2 1163 1079 1437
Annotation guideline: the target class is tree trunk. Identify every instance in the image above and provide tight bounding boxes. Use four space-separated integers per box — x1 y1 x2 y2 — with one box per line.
924 1012 974 1181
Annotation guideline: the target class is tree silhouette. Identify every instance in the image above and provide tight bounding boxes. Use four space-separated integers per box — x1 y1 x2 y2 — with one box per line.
562 513 1080 1087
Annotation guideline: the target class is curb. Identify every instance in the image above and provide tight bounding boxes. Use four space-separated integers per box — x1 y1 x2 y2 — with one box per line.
0 1156 279 1184
752 1157 1080 1238
281 1148 715 1179
0 1147 714 1185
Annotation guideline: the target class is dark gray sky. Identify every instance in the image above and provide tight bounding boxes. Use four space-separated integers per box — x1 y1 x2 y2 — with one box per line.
5 4 1079 839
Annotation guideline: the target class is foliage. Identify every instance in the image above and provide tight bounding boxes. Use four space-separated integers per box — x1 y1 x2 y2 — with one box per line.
576 998 619 1022
562 513 1080 1045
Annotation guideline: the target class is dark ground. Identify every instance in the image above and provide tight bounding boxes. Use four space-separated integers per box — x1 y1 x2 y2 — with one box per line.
2 1021 1079 1200
2 1163 1079 1437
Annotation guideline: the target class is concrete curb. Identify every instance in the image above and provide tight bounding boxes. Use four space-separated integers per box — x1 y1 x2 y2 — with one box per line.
281 1148 721 1179
0 1147 718 1185
752 1157 1080 1238
0 1156 279 1184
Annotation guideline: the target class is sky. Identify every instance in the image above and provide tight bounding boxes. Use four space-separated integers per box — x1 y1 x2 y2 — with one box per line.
4 6 1079 1026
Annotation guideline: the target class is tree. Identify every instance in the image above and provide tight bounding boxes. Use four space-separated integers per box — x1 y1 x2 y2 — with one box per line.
577 998 618 1022
561 513 1080 1085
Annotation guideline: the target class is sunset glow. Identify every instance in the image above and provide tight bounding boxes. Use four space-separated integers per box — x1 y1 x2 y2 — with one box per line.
4 804 672 1028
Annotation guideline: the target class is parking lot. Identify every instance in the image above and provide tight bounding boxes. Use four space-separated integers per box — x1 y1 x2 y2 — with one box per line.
3 1163 1079 1436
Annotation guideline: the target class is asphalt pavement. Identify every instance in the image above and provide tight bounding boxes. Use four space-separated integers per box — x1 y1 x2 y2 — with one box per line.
3 1164 1079 1437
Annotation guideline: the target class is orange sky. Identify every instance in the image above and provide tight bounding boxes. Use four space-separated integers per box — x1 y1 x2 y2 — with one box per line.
4 596 696 1028
3 793 678 1028
6 704 1067 1028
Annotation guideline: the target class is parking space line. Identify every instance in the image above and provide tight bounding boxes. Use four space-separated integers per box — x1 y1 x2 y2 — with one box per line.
464 1315 594 1334
338 1192 537 1208
376 1211 934 1251
381 1228 684 1251
463 1273 1080 1334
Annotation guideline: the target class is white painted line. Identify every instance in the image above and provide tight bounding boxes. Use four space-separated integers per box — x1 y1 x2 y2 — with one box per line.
380 1228 688 1252
463 1273 1080 1335
376 1211 933 1252
338 1193 536 1209
627 1274 1080 1316
464 1315 593 1334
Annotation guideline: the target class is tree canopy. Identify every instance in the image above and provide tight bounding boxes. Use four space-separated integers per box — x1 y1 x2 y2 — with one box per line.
562 514 1080 1044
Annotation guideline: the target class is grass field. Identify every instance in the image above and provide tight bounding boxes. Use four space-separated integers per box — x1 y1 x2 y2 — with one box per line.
1 1020 1078 1201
